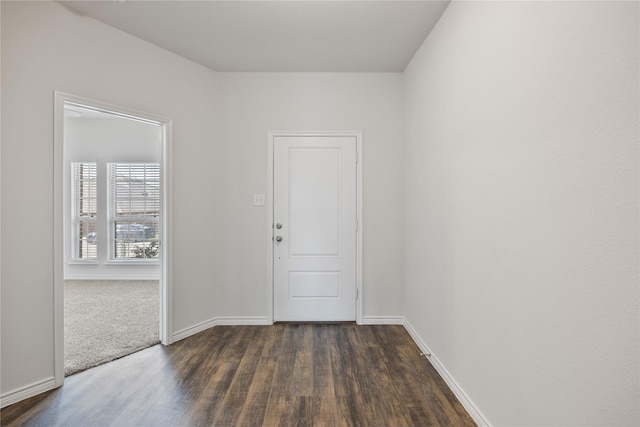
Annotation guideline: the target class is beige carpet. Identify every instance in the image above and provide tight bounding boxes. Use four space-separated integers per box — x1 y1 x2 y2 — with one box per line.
64 280 160 376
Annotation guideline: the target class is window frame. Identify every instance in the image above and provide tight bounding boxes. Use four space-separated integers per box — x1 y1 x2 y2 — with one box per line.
107 162 160 263
70 162 98 263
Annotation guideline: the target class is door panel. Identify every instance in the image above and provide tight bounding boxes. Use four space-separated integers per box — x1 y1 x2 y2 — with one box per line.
273 136 356 321
289 149 341 256
289 272 340 298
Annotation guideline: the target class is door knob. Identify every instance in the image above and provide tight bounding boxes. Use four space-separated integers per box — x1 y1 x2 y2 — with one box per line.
275 223 282 229
275 236 283 242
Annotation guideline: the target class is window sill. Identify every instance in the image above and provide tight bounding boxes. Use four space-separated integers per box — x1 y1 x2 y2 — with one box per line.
68 260 98 265
105 260 160 266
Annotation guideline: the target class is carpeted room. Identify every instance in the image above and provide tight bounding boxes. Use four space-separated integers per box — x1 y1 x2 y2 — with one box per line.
64 280 159 376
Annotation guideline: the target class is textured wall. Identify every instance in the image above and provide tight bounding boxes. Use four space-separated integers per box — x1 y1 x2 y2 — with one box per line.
403 1 639 425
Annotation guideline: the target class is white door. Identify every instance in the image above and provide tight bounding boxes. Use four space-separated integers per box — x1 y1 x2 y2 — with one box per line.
273 135 357 321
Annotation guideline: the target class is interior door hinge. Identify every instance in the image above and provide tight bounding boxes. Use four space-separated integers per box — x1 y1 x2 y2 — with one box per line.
356 287 359 300
356 220 359 231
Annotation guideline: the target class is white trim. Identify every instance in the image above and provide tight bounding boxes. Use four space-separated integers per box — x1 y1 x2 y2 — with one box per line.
53 93 65 388
355 133 363 325
360 316 404 325
0 377 57 409
53 92 174 393
172 318 218 342
267 131 363 324
63 276 161 281
214 317 271 326
403 318 492 427
266 134 275 324
103 261 161 266
160 119 173 345
66 261 99 266
171 317 272 342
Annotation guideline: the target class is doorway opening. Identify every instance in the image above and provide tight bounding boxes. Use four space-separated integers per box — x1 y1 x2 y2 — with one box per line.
54 93 173 385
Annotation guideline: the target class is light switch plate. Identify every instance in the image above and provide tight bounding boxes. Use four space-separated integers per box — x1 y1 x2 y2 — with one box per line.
253 193 265 206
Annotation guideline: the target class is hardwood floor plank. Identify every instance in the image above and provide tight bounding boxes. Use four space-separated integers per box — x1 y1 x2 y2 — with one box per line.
291 325 314 397
267 325 298 400
331 325 375 426
260 324 284 359
310 397 355 427
235 356 277 426
312 325 335 398
212 328 266 425
262 395 295 426
1 324 476 427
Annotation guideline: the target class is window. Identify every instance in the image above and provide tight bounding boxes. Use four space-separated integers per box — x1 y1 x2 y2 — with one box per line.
71 162 97 261
108 163 160 260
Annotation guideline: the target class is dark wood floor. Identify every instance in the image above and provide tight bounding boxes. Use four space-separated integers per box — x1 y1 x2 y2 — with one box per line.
1 324 475 426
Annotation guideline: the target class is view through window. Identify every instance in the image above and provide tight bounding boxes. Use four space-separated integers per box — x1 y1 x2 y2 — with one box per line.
109 163 160 260
70 162 160 261
71 162 97 260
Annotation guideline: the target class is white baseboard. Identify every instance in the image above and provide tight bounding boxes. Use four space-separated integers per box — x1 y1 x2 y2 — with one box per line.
172 317 271 342
1 377 57 409
360 316 404 325
172 318 218 342
214 317 271 326
403 318 492 427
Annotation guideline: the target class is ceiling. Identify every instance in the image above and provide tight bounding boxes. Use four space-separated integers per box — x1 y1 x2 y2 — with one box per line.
58 0 450 72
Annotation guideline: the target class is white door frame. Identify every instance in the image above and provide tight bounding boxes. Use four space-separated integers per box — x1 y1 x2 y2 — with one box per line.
53 92 173 387
267 131 363 324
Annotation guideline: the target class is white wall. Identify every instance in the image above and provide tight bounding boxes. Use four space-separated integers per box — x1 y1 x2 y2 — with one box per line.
403 1 639 426
1 1 221 398
64 115 161 279
217 73 405 322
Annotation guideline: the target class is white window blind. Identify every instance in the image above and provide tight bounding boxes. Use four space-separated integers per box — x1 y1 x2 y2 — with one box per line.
108 163 160 260
71 162 97 260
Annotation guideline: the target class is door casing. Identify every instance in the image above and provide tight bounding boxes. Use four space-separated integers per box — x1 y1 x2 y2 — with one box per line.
267 131 363 324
